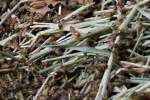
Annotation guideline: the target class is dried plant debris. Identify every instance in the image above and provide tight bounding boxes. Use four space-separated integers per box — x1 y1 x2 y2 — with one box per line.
0 0 150 100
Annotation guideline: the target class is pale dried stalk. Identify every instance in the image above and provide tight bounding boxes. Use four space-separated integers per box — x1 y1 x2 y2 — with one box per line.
136 81 150 92
113 81 150 100
119 0 150 30
0 51 22 62
113 83 143 100
42 52 84 62
0 0 29 26
22 18 110 48
120 61 150 69
29 47 52 62
95 0 150 99
21 29 63 48
129 0 150 66
0 66 28 73
146 56 150 66
101 0 105 10
60 24 112 45
95 36 120 100
0 34 18 46
62 3 94 21
39 57 82 74
33 72 57 100
30 37 51 55
94 6 133 16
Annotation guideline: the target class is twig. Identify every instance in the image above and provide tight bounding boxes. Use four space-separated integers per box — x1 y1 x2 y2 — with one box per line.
59 24 112 46
30 37 52 55
95 0 150 99
95 36 120 100
130 30 143 57
0 34 18 46
120 60 150 69
0 51 22 62
94 6 133 16
101 0 105 10
22 18 110 48
0 0 29 26
127 49 146 59
112 83 143 100
113 81 150 100
146 56 150 66
0 66 29 73
33 72 57 100
39 57 83 74
119 0 150 30
62 3 94 21
42 52 84 62
20 29 63 48
136 81 150 92
29 47 53 62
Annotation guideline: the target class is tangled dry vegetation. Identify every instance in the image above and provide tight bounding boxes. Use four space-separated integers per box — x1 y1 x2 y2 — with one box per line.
0 0 150 100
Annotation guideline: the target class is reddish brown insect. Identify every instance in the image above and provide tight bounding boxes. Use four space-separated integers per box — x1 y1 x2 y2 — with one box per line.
70 26 81 39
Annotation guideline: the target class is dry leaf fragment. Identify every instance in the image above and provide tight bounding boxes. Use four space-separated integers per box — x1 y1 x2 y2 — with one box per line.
30 1 47 9
30 0 50 15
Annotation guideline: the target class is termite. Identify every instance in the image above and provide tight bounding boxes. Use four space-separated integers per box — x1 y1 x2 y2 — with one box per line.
70 26 81 40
